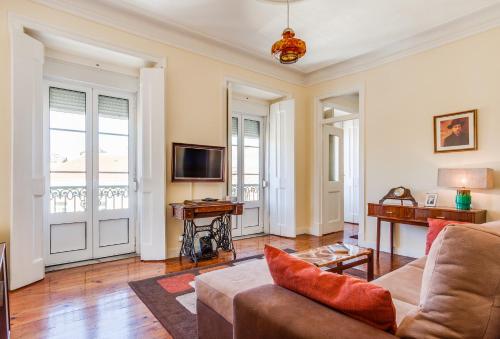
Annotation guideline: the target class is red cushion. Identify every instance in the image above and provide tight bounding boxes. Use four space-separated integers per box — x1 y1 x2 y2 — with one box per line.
426 218 467 254
264 245 397 333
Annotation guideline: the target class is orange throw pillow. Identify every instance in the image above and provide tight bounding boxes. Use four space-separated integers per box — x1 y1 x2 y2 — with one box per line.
264 245 397 333
426 218 467 254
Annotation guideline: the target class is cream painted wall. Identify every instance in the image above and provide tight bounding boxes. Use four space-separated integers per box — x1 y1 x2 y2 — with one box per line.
2 0 500 261
0 0 310 258
308 27 500 257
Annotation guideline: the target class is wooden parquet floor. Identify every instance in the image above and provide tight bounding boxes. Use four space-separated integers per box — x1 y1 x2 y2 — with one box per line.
9 228 414 338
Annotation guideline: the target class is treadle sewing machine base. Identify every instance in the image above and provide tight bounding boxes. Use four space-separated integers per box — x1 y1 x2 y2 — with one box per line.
170 200 244 264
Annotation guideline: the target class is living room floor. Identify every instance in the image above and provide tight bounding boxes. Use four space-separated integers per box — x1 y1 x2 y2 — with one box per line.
10 227 414 339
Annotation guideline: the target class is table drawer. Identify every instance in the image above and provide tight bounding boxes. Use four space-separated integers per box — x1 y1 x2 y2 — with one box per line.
371 205 402 218
415 209 474 223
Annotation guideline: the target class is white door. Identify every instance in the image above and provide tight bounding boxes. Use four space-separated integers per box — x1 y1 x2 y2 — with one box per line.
93 91 136 258
341 119 360 224
44 82 136 266
322 124 344 234
231 114 265 236
269 99 295 237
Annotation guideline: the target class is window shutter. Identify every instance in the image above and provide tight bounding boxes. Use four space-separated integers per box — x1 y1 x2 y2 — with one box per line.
49 87 86 114
232 117 238 136
98 95 129 119
244 119 260 139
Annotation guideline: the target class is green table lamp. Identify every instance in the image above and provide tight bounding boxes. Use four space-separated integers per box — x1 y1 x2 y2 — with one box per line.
438 168 494 210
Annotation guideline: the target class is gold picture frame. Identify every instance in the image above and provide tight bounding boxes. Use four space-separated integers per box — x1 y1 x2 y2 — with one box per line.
433 109 477 153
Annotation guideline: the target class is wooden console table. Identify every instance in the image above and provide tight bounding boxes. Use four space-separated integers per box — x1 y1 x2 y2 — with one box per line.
367 203 486 258
170 200 243 263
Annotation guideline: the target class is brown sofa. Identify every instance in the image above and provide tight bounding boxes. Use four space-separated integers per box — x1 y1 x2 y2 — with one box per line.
196 222 500 338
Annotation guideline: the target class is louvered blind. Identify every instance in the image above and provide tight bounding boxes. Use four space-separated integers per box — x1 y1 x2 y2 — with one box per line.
232 117 238 136
244 119 260 139
49 87 86 114
98 95 129 120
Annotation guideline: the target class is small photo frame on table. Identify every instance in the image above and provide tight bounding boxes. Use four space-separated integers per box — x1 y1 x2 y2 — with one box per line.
433 110 477 153
424 193 438 207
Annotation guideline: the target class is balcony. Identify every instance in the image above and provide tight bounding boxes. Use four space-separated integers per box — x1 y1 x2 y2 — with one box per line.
231 184 259 202
49 185 129 213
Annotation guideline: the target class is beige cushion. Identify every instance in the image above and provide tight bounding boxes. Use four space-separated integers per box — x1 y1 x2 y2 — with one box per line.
393 299 418 326
406 256 427 270
397 224 500 339
195 259 273 324
372 263 423 306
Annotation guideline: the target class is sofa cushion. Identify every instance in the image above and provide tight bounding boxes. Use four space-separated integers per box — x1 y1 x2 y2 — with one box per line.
195 258 273 324
397 224 500 339
426 218 467 254
264 245 397 333
372 262 423 306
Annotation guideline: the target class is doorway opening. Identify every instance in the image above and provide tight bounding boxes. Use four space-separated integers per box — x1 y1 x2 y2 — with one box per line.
227 81 296 239
319 92 362 243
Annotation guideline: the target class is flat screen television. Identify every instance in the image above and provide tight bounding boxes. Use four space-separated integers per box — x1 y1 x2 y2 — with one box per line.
172 143 225 182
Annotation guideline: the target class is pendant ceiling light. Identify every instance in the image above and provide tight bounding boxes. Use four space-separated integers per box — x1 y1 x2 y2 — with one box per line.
271 0 306 64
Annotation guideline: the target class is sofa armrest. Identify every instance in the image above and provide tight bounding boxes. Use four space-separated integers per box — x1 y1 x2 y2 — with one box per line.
233 284 396 339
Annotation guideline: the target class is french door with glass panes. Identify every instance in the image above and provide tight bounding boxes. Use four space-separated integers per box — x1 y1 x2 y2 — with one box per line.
44 82 136 266
231 114 265 237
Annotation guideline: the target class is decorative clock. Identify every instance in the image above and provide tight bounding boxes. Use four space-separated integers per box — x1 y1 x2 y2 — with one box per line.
379 186 418 206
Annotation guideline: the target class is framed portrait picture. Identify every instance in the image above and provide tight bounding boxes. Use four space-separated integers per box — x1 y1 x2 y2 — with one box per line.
424 193 438 207
433 110 477 153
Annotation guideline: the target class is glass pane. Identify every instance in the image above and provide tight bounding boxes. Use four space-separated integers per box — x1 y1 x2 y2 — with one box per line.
49 88 87 214
243 174 259 202
50 130 86 172
329 135 340 182
244 147 259 175
99 116 128 135
98 134 128 173
50 110 86 131
231 117 239 198
49 173 86 213
98 95 129 210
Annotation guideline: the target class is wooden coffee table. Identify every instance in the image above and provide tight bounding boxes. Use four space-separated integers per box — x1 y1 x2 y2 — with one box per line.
293 243 374 281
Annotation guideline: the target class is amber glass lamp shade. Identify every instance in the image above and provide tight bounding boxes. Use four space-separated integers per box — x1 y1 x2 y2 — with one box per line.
271 28 306 64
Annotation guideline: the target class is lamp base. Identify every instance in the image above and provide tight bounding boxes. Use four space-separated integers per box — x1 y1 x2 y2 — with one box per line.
455 189 471 210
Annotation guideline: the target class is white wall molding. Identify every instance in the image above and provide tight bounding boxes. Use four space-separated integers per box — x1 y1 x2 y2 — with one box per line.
33 0 305 86
304 3 500 85
33 1 500 87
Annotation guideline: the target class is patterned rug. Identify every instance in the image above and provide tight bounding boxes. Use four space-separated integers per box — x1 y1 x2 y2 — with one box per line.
129 250 373 339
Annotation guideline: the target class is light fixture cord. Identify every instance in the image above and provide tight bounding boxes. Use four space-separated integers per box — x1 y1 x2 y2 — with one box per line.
287 0 290 28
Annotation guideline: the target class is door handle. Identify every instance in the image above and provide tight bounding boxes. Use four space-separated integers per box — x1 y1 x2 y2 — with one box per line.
132 179 138 192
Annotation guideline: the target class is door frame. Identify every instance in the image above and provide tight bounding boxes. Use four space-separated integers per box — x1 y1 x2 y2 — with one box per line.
42 80 138 265
225 78 291 236
312 85 366 245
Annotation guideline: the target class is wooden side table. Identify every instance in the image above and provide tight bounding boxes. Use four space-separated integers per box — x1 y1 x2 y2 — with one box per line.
367 203 486 258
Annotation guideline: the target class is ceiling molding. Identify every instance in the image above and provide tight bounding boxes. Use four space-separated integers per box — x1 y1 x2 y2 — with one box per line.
304 3 500 86
33 0 306 86
32 0 500 87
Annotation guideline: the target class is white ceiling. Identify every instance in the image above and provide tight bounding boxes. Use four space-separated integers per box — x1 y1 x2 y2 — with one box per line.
93 0 500 73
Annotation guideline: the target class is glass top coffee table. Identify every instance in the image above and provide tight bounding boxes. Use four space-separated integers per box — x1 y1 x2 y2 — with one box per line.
293 243 374 281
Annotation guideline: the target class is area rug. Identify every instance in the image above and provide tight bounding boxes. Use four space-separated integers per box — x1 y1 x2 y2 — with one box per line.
129 250 374 339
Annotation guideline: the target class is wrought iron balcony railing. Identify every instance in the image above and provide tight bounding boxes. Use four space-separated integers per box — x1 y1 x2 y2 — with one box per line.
49 185 129 213
231 184 259 202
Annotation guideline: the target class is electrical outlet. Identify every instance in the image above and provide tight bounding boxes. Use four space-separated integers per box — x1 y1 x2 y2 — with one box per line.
178 235 183 242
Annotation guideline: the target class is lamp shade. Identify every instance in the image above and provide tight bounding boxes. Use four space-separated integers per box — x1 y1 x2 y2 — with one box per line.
437 168 494 189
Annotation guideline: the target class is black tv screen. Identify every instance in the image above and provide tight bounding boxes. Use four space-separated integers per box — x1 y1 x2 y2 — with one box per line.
172 143 225 182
